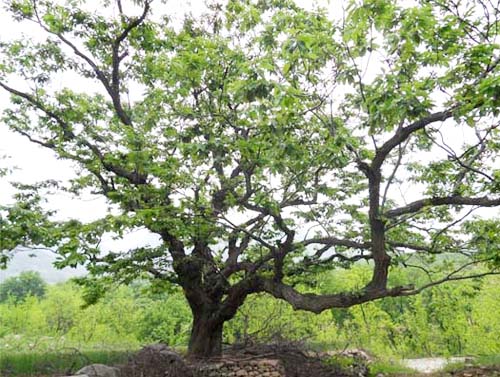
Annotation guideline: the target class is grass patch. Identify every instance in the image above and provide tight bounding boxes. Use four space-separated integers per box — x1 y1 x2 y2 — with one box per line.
443 355 500 373
368 360 417 376
324 354 359 369
0 349 134 376
442 361 467 373
475 354 500 367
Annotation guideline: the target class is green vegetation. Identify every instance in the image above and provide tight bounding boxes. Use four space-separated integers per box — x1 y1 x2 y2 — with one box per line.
0 270 498 363
367 360 416 377
0 350 131 376
226 268 500 358
475 355 500 367
0 271 46 303
441 355 500 374
0 268 499 375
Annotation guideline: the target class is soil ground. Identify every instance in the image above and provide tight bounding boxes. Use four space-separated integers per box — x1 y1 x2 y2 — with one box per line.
446 365 500 377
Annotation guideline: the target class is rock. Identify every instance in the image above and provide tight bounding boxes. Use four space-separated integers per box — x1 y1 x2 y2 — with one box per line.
335 349 373 362
193 357 287 377
258 359 282 368
143 343 184 360
75 364 120 377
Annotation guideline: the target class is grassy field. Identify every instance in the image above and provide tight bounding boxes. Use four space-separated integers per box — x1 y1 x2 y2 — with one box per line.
0 349 134 376
475 355 500 367
368 360 418 376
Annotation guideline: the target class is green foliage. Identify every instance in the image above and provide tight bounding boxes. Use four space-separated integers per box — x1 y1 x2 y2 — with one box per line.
0 269 499 371
224 293 334 345
136 290 191 346
0 271 47 303
0 350 131 376
225 268 500 358
367 360 417 377
41 282 81 335
464 279 500 354
475 355 500 367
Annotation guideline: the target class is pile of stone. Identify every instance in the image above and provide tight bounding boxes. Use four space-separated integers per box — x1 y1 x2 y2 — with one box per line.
65 357 285 377
66 345 286 377
195 358 285 377
62 343 370 377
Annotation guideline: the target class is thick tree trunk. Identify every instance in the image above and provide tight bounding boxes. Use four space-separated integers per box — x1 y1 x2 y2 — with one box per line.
187 311 224 358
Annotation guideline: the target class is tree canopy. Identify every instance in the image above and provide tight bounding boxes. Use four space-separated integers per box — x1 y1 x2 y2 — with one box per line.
0 0 499 357
0 271 47 302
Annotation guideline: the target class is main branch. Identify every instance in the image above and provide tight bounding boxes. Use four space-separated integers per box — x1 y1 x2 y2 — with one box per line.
385 195 500 218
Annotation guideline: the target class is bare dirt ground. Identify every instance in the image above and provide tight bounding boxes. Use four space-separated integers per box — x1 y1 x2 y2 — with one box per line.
450 366 500 377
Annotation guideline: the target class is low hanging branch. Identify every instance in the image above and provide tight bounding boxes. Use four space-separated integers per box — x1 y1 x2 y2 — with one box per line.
385 196 500 218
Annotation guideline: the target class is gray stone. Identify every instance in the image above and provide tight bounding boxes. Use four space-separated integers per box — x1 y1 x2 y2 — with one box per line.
141 343 185 363
75 364 120 377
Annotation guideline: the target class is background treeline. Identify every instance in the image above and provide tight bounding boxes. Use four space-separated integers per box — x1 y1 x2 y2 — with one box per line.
0 266 499 358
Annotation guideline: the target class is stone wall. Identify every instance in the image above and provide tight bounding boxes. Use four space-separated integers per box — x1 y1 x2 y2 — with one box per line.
68 344 366 377
194 358 285 377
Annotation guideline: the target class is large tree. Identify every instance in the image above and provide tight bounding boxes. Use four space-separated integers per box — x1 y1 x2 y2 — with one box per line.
0 270 46 302
1 0 499 357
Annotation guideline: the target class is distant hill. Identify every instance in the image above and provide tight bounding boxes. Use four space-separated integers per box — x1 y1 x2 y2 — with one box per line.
0 249 86 284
